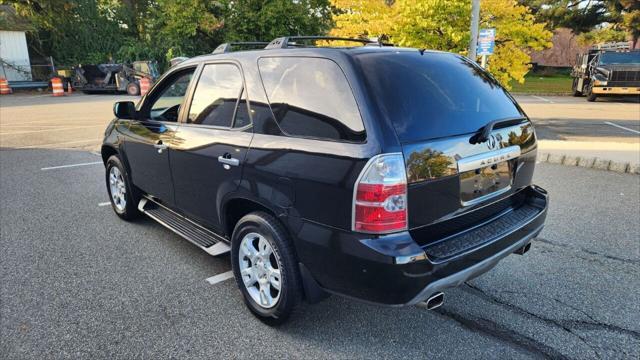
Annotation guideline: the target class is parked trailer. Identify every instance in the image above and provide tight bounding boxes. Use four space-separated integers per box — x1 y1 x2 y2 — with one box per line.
72 61 159 96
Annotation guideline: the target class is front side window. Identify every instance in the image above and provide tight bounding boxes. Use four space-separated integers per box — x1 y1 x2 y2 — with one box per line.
188 64 244 127
149 70 194 122
258 57 365 142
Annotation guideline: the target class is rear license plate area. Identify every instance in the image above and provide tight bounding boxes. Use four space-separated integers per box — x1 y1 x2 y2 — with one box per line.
459 161 512 205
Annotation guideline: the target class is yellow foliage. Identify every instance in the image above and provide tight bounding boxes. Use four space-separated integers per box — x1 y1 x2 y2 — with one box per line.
330 0 552 88
329 0 392 39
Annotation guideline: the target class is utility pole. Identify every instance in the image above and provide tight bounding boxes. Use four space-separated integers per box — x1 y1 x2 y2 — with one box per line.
469 0 481 62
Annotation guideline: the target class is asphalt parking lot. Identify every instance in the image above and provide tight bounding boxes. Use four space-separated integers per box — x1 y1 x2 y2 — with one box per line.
1 93 639 358
517 95 639 139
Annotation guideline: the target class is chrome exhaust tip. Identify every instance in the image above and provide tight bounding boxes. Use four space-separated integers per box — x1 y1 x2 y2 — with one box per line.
514 242 532 255
417 292 444 310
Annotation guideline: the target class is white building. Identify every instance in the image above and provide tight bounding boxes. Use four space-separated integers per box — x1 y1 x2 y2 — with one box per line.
0 5 32 81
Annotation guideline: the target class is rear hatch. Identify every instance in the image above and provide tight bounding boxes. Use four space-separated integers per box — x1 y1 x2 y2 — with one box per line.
355 50 537 245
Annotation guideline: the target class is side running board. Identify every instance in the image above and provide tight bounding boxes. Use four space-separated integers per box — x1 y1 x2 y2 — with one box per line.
138 197 231 256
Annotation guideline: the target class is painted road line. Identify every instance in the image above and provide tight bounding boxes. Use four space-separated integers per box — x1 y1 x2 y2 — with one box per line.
41 161 102 171
531 95 554 104
17 138 102 149
0 125 104 136
604 121 640 135
205 271 234 285
98 202 111 207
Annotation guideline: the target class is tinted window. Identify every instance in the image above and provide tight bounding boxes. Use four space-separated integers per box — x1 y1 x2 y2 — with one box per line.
149 70 194 122
355 51 524 142
259 57 365 142
189 64 243 127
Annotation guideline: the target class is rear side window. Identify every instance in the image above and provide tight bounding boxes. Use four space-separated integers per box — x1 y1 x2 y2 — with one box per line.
188 64 243 127
355 51 524 142
258 57 365 142
233 89 251 128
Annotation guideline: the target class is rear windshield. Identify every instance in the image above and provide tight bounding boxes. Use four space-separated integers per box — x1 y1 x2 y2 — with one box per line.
355 51 523 142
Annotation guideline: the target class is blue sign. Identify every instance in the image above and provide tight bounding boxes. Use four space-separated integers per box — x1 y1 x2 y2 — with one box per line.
477 28 496 56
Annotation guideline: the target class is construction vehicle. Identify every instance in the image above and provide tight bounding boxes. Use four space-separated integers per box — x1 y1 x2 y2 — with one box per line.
571 42 640 101
71 60 159 95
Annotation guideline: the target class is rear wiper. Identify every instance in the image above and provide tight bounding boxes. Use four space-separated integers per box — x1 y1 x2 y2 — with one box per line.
469 117 527 144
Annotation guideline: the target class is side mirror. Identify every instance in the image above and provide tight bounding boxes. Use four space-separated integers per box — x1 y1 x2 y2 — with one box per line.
113 101 136 119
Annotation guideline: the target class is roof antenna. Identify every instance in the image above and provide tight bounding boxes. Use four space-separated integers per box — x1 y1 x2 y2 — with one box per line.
419 48 426 55
377 34 389 47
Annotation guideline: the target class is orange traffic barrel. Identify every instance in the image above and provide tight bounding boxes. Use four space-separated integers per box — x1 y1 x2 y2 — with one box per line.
51 77 64 97
0 77 12 95
140 77 151 96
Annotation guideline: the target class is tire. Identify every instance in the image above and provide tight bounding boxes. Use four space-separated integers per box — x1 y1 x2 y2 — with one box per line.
126 82 140 96
105 155 141 220
587 87 597 102
231 212 302 325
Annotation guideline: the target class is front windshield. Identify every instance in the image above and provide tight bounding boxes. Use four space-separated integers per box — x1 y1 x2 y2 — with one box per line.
600 52 640 65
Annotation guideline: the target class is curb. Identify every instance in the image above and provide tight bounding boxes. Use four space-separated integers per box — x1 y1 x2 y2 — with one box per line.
538 153 639 175
511 92 572 97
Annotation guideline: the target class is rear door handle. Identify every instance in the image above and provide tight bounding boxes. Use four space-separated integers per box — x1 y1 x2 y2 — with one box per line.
154 140 168 153
218 156 240 167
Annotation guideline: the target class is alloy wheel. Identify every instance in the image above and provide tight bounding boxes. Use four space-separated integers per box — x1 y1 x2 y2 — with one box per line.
238 232 282 309
109 166 127 212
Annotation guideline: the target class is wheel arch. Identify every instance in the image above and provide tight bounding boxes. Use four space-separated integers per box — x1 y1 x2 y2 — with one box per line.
101 144 133 176
223 196 282 239
101 144 118 165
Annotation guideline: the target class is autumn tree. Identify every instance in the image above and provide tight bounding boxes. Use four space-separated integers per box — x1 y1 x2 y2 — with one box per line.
330 0 392 39
330 0 552 88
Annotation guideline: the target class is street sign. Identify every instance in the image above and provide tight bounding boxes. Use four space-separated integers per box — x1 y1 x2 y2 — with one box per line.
477 28 495 56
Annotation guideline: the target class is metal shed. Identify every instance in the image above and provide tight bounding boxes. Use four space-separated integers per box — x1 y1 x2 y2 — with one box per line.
0 5 32 81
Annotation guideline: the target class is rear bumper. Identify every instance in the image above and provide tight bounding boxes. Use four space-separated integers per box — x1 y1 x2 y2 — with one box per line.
293 185 548 306
592 86 640 95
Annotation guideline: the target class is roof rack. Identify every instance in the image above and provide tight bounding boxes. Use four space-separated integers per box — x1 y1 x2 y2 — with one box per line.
212 42 270 54
264 36 389 50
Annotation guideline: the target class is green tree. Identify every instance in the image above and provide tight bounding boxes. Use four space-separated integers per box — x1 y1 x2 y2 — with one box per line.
615 0 640 47
517 0 611 33
221 0 332 42
519 0 640 47
6 0 126 64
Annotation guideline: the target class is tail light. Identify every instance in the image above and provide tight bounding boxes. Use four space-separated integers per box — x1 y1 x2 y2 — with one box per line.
352 153 408 234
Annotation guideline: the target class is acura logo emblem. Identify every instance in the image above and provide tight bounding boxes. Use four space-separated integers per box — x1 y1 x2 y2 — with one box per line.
487 134 498 150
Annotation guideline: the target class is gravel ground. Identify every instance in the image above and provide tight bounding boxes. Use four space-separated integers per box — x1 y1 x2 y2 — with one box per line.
1 149 638 359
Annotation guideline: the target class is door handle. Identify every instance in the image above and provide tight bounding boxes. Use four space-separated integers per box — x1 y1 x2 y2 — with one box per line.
154 140 168 153
218 155 240 167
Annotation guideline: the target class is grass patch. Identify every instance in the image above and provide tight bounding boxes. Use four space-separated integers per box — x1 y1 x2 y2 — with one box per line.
510 74 573 95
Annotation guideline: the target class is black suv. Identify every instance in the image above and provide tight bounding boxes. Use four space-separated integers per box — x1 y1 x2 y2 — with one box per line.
102 36 548 324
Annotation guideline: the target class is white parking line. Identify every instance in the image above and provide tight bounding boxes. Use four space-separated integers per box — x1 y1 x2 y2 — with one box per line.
0 125 104 136
41 161 102 171
98 202 111 207
604 121 640 135
17 138 102 149
531 95 554 103
205 271 234 285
